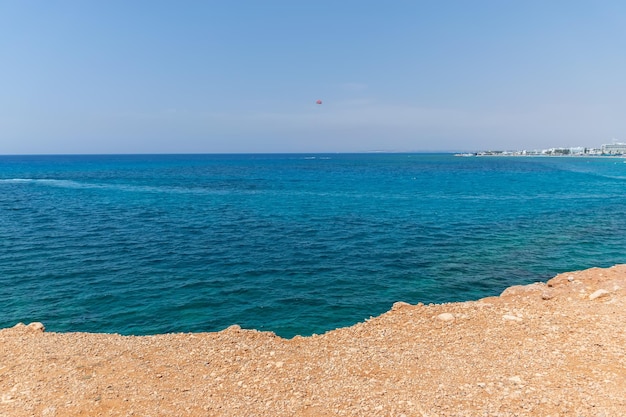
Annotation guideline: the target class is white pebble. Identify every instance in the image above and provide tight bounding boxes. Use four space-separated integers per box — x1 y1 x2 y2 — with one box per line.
509 376 522 384
589 289 610 300
437 313 455 322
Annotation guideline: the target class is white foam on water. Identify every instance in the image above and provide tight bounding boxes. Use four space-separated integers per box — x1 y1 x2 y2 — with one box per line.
0 178 99 189
0 178 233 195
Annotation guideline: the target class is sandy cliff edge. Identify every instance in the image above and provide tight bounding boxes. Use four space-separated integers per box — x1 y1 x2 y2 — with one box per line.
1 265 625 416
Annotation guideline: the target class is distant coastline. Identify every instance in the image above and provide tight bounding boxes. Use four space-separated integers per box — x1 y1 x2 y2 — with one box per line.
456 142 626 157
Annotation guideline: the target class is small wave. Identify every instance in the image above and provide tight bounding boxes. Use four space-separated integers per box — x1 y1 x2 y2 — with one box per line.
0 178 36 183
0 178 86 188
0 178 258 195
601 175 626 181
0 178 164 192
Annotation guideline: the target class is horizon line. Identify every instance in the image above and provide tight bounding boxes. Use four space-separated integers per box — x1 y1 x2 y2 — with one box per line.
0 150 469 157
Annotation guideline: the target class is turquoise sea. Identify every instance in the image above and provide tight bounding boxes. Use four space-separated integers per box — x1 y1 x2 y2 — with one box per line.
1 154 625 337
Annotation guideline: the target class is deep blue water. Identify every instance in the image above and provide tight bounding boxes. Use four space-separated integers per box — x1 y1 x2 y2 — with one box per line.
1 153 625 337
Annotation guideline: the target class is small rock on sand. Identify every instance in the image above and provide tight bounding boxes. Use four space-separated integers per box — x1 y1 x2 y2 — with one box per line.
437 313 455 322
12 322 45 332
589 289 610 301
27 322 45 332
392 301 411 311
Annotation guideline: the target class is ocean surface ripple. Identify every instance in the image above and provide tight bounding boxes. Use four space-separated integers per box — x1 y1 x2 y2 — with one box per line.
1 154 626 337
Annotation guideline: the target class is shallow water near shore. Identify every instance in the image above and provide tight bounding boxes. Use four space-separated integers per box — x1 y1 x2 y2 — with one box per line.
1 153 626 337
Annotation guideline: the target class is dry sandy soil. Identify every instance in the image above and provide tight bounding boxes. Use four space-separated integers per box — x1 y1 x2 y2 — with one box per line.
1 265 626 417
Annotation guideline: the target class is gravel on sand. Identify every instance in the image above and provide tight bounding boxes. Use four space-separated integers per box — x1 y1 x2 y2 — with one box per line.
2 265 626 416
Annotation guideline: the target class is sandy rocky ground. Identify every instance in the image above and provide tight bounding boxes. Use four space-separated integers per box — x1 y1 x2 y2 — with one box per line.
2 265 626 417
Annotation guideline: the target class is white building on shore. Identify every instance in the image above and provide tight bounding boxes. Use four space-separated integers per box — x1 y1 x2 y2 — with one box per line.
601 143 626 155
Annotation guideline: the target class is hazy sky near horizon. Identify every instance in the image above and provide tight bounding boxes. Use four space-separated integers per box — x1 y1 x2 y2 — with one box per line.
2 1 626 154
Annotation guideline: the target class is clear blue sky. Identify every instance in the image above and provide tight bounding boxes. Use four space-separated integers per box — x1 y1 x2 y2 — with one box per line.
2 1 626 154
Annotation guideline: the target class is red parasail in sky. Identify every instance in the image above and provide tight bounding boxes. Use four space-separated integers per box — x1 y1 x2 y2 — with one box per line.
315 99 322 104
